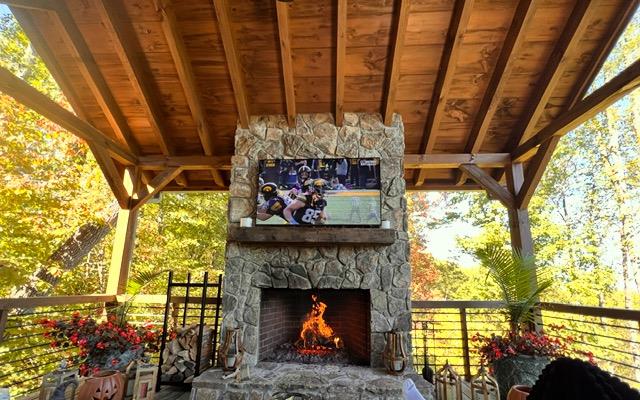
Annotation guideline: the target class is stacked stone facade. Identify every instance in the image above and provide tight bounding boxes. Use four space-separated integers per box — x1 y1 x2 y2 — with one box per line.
222 113 411 368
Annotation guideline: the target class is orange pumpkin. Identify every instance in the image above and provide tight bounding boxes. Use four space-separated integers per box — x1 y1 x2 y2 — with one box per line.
77 371 124 400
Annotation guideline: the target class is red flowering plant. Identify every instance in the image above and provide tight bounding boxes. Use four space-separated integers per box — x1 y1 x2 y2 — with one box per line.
471 324 594 366
40 268 165 376
40 312 160 376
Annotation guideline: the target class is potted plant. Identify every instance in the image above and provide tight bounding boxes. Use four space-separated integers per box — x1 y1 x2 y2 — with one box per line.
472 244 553 399
41 269 164 393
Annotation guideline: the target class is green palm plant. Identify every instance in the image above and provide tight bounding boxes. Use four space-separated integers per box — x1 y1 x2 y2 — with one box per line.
475 244 552 334
112 268 167 327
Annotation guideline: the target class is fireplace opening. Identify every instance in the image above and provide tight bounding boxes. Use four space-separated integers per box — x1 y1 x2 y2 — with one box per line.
259 289 370 366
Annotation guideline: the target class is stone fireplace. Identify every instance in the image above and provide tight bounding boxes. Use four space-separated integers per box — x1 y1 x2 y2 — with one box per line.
221 113 410 367
192 113 432 399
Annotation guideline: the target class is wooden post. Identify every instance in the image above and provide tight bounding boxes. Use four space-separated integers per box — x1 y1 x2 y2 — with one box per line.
106 168 139 295
506 163 542 331
459 308 471 380
0 309 8 343
505 163 533 257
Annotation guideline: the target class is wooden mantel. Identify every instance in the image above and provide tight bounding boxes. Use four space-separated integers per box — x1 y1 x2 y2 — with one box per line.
227 225 397 246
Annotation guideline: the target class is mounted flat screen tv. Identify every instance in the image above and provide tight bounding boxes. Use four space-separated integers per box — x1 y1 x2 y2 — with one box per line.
256 158 381 226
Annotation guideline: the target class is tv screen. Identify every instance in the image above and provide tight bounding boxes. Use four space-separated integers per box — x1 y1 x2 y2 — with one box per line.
256 158 381 226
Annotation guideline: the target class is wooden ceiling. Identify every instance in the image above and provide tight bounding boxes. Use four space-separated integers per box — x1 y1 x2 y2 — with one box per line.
3 0 639 195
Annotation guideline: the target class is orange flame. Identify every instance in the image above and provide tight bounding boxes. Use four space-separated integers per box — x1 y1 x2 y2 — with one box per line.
296 295 341 352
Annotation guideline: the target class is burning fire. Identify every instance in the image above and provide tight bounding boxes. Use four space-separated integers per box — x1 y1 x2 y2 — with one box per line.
296 295 343 355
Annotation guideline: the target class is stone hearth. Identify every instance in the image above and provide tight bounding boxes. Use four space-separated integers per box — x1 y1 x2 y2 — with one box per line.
192 362 434 400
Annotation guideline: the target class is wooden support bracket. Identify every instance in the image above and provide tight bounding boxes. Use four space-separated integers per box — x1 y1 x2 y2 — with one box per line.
459 164 515 209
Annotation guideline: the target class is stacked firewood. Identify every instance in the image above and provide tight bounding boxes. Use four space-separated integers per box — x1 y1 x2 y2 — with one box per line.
160 324 212 383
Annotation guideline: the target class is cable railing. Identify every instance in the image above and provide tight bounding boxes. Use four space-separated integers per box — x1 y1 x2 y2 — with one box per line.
1 295 638 396
410 300 640 390
0 292 223 397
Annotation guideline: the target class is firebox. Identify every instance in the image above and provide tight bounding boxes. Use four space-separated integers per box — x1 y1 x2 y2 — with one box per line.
259 289 371 366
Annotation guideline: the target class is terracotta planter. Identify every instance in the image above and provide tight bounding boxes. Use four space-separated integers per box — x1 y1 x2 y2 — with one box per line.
492 355 548 400
77 370 124 400
507 385 531 400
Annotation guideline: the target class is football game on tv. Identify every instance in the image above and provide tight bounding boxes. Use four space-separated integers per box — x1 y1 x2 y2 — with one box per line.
256 158 381 226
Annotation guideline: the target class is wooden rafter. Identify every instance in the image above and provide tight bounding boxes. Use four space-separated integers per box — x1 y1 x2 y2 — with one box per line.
96 0 173 155
0 66 136 165
335 0 347 126
419 0 475 154
213 0 250 129
276 0 296 127
131 167 183 211
459 164 515 209
454 0 538 187
514 0 639 209
512 58 640 162
383 0 411 126
416 0 475 187
154 0 220 187
507 0 597 150
464 0 538 154
51 2 140 155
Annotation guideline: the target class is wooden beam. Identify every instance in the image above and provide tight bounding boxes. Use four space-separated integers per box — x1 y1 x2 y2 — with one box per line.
507 0 597 150
383 0 411 126
419 0 475 153
10 7 149 200
335 0 347 126
106 207 139 295
91 146 130 209
512 0 639 206
10 8 86 119
96 0 173 155
0 66 137 165
213 0 250 128
210 169 226 188
276 0 296 127
464 0 538 154
512 58 640 162
131 167 183 211
51 2 140 155
404 153 510 169
138 155 232 170
459 164 515 208
0 0 55 10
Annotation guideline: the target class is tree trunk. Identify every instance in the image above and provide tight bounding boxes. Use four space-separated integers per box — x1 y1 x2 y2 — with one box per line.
10 201 119 298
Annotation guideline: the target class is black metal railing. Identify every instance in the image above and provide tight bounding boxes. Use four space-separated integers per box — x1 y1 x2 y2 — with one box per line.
410 300 640 389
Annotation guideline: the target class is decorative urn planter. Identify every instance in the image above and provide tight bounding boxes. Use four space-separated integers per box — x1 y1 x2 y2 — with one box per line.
492 355 548 400
507 385 531 400
77 370 125 400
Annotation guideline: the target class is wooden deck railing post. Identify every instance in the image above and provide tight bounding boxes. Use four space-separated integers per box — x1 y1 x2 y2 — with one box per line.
460 307 472 380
